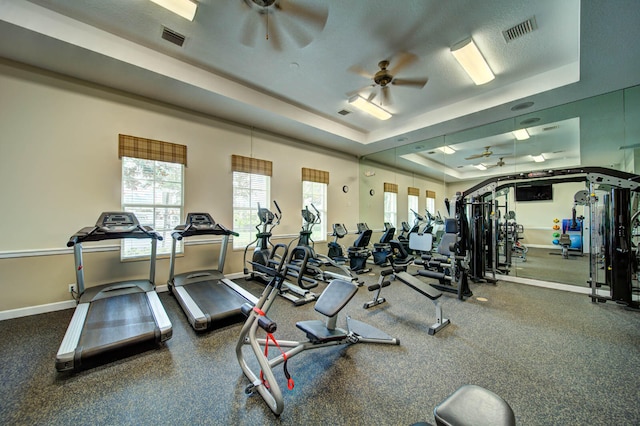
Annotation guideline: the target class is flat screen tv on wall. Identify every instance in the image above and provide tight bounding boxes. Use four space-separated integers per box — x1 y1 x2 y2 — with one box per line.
515 184 553 202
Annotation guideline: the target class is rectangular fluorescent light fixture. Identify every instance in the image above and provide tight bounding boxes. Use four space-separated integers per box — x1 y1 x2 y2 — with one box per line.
474 164 487 170
532 154 545 162
150 0 197 21
437 146 457 154
513 128 530 140
348 96 392 120
451 38 495 85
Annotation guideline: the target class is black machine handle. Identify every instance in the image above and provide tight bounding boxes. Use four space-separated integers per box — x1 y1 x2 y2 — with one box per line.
273 200 282 215
67 236 79 247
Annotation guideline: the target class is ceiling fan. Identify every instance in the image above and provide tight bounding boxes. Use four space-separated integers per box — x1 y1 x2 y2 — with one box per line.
240 0 329 49
348 52 428 106
465 146 495 160
485 157 506 168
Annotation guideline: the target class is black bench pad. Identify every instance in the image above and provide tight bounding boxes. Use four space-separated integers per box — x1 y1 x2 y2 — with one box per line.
395 272 442 300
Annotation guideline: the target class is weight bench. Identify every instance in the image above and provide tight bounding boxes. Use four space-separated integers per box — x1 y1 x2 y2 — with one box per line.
364 269 450 335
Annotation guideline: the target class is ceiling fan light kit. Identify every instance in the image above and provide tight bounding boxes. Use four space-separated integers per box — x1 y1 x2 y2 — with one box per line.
450 37 495 85
149 0 197 21
348 95 392 120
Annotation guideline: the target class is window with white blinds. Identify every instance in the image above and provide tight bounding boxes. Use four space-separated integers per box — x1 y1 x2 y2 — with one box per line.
121 157 184 259
232 171 270 249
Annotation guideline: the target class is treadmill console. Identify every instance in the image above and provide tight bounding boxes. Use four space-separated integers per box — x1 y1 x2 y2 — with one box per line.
186 213 216 230
97 212 140 233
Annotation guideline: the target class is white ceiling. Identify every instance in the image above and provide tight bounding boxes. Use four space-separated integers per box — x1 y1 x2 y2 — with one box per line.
0 0 639 166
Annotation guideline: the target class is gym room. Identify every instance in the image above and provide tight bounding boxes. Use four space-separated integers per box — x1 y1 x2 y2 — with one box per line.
0 1 638 425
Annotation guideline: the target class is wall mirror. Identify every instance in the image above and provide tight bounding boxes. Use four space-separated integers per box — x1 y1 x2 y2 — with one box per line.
359 85 640 287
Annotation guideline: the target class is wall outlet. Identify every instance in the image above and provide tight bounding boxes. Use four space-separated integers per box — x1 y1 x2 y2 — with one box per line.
68 283 77 294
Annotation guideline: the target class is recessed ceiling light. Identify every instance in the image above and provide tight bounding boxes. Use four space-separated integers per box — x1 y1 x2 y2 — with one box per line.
149 0 197 21
511 101 534 111
414 145 424 150
437 146 456 154
398 137 408 142
513 129 530 140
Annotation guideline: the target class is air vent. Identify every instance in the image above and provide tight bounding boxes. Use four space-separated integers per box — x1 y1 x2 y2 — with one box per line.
338 109 351 116
520 117 540 126
543 125 559 132
162 27 186 47
503 16 537 43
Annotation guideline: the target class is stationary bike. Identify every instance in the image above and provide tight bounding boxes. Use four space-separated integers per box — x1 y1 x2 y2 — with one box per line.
327 223 349 264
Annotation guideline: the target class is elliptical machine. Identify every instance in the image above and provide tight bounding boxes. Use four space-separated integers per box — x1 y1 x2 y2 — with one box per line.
243 201 283 281
290 204 361 286
244 201 318 306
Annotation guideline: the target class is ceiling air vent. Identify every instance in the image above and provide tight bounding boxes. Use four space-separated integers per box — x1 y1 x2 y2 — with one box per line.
503 16 537 43
543 125 560 132
338 109 351 116
162 27 186 47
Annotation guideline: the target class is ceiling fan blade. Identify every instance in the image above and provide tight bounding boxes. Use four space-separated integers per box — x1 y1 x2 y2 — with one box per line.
367 91 377 103
267 13 284 50
278 0 329 31
240 12 261 47
346 84 376 99
464 153 486 160
348 65 374 80
277 11 314 47
381 86 392 106
388 52 418 76
392 77 428 88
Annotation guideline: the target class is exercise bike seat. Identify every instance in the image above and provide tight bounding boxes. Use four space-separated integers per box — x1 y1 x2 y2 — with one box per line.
433 384 516 426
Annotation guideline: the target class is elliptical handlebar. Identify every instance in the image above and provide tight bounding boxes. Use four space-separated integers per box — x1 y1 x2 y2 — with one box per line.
410 209 424 223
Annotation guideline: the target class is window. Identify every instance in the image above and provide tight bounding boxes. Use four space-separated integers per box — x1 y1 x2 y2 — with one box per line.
408 187 419 224
301 168 329 243
426 190 436 216
232 155 272 249
383 182 398 228
119 134 186 260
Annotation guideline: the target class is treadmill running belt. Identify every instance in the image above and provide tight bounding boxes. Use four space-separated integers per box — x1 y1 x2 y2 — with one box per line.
185 280 250 323
79 292 158 355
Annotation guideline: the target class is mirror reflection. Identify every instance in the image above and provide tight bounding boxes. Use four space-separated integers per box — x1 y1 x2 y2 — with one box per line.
360 84 640 292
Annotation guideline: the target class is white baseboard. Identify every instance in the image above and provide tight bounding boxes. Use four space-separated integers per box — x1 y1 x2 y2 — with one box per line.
498 274 591 294
0 300 76 321
0 275 247 321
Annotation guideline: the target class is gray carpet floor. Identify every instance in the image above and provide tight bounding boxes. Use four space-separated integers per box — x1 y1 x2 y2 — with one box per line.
1 267 639 425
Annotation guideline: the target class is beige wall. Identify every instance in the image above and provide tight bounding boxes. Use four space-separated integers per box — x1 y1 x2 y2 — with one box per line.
358 161 446 229
0 60 360 312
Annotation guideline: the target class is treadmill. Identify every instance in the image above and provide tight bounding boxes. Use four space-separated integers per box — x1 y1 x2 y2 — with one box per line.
168 213 258 331
56 212 172 372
